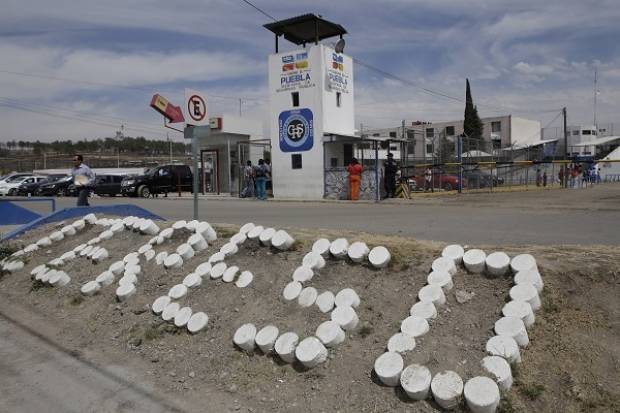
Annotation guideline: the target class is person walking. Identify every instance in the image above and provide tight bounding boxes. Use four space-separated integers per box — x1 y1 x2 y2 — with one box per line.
558 167 564 187
254 159 268 200
347 157 363 201
70 154 95 206
264 159 272 198
384 153 397 198
241 160 255 198
424 166 433 192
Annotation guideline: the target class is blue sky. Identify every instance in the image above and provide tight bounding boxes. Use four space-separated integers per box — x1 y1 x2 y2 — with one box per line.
1 0 619 142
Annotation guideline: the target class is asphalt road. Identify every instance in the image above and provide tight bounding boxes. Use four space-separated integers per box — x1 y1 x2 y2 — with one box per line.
7 185 620 245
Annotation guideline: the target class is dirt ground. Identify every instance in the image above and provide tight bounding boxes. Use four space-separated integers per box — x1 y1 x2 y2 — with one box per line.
1 218 619 413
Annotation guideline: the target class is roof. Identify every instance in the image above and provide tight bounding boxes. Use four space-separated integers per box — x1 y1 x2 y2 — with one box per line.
502 138 558 151
571 135 620 147
264 14 347 45
462 150 493 158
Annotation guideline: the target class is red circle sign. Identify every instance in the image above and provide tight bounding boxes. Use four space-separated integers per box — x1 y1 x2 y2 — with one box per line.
187 95 206 122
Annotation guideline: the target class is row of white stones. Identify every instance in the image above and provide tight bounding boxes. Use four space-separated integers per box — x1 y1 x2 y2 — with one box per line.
152 220 217 269
373 246 543 413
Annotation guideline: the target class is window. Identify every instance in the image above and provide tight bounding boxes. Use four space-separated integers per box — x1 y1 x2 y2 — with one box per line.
572 130 580 136
426 143 433 154
445 126 455 136
406 130 416 140
372 133 380 137
292 154 302 169
592 130 597 136
491 121 502 132
336 92 341 107
582 130 591 135
330 157 338 167
492 138 501 150
426 128 434 138
292 92 299 107
407 141 415 154
389 131 397 138
389 145 398 151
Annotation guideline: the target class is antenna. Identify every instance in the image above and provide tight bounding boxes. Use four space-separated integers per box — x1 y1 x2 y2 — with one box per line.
594 67 598 129
335 38 345 53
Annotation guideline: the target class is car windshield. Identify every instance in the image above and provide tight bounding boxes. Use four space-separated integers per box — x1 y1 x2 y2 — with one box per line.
7 175 27 182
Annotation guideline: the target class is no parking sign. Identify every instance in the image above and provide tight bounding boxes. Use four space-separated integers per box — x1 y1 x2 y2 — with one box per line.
279 108 313 152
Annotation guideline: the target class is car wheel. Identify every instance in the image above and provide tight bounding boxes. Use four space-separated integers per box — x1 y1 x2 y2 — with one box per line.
138 185 150 198
443 183 453 191
8 189 16 196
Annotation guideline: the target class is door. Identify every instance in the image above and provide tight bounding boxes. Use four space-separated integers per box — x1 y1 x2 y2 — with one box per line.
201 150 219 194
154 167 172 193
237 140 272 197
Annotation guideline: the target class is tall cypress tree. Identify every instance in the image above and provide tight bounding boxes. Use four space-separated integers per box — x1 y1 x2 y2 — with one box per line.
463 78 484 151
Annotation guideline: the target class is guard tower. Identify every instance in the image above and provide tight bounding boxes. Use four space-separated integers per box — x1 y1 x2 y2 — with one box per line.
265 14 355 199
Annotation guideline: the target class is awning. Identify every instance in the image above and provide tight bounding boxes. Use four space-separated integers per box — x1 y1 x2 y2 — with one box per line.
502 138 558 151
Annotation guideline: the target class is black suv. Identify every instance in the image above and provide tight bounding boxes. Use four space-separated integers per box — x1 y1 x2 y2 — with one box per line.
94 174 124 196
121 164 193 197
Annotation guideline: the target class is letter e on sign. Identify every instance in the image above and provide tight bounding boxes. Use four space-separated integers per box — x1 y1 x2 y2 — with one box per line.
183 89 208 126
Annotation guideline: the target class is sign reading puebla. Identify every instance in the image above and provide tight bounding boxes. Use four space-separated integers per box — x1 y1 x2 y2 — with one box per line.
279 109 314 152
326 51 349 94
277 52 314 93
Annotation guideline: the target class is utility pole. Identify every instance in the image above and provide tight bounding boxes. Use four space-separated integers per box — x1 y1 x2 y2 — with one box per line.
563 107 568 188
593 68 598 128
239 98 242 117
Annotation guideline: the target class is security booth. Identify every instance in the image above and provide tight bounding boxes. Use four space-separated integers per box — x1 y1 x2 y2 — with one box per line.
191 115 267 196
265 14 358 200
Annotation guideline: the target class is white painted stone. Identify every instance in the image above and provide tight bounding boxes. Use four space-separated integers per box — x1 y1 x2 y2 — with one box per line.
138 244 153 254
315 291 336 313
295 337 328 368
335 288 361 308
187 312 209 333
83 213 97 224
81 281 101 296
24 244 39 253
161 302 180 321
122 216 136 228
368 246 391 268
49 231 64 242
312 238 331 255
160 227 174 239
131 219 144 232
331 306 359 330
348 241 370 263
247 225 264 240
144 249 156 261
302 251 326 270
109 261 125 275
510 254 537 273
239 222 255 234
168 284 188 300
172 220 187 230
442 244 465 265
427 270 454 291
208 252 225 264
283 281 302 301
220 242 239 257
73 243 87 253
486 335 521 364
271 230 295 250
298 287 318 307
418 284 446 306
152 295 171 314
432 256 457 276
233 323 257 352
95 271 115 287
387 332 416 354
60 251 76 262
31 264 47 278
230 232 247 246
292 266 314 283
255 325 279 353
495 316 529 347
174 307 193 327
123 252 139 264
183 273 203 288
155 235 165 245
72 219 86 230
431 370 464 410
176 243 195 260
464 376 500 413
509 283 541 311
274 332 299 363
400 364 432 401
164 253 183 269
124 264 141 275
185 220 199 232
210 262 227 279
61 225 77 236
514 269 544 293
188 233 208 251
155 251 168 266
486 252 511 277
401 316 430 338
110 223 124 234
87 237 101 246
235 271 253 288
194 262 212 277
119 273 138 286
463 249 487 273
99 230 114 241
222 266 239 283
48 258 64 267
35 269 51 282
315 320 345 347
11 250 25 258
86 246 100 259
502 300 535 328
329 238 349 258
259 227 276 246
49 271 70 287
482 356 513 391
36 237 52 247
92 248 109 263
203 225 217 242
374 351 404 387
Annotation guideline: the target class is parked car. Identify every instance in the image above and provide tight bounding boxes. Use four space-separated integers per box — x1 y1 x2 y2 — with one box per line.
461 168 504 188
0 173 33 186
15 175 65 196
93 174 124 196
413 171 467 191
0 176 46 196
36 175 74 196
121 164 192 197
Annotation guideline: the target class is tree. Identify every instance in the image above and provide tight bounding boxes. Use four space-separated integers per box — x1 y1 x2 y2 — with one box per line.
463 78 484 152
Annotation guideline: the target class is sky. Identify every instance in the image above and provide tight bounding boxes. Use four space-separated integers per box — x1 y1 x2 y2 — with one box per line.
1 0 619 142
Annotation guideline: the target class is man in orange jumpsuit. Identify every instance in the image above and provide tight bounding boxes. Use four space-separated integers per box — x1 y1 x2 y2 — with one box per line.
347 157 362 200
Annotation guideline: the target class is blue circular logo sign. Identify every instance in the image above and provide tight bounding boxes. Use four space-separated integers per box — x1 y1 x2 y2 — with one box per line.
279 109 313 152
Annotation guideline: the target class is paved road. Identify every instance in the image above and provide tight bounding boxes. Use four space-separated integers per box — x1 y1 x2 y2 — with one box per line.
8 185 620 245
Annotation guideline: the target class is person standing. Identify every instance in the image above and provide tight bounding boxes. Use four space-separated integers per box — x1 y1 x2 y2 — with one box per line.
347 157 363 201
558 167 564 187
264 159 272 198
70 154 95 206
424 166 433 192
384 153 397 198
241 160 255 198
254 159 267 200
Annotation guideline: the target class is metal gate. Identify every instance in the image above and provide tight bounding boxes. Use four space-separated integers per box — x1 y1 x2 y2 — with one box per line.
237 140 272 197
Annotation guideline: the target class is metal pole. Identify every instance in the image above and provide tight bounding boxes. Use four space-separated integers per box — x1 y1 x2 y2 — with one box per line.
563 107 568 188
227 138 232 196
457 134 462 193
375 141 379 202
192 128 200 220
